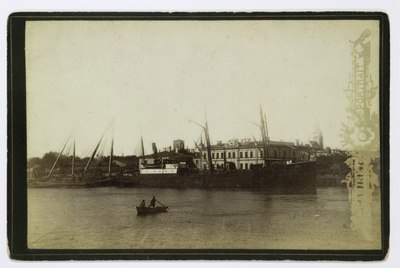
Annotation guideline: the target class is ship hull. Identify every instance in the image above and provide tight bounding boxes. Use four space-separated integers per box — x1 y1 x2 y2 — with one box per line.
136 206 168 215
28 176 118 188
116 161 317 194
259 161 317 194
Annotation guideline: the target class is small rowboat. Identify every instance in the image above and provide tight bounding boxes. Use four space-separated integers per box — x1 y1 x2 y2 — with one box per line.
136 206 168 215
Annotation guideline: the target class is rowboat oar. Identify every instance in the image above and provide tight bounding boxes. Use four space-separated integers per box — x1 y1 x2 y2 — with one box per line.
156 200 167 207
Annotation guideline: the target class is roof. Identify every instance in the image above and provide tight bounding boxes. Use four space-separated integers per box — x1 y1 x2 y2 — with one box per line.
207 140 298 150
142 150 196 159
309 141 321 148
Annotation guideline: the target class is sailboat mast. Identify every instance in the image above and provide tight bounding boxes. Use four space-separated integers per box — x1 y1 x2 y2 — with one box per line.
49 136 71 177
84 133 104 173
260 106 267 163
108 126 114 177
190 113 213 172
260 106 270 166
252 135 261 164
264 113 270 159
140 135 145 163
204 112 214 172
194 141 208 162
72 139 75 176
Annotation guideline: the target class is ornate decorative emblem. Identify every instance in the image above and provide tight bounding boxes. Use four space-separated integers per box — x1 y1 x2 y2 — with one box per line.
341 29 380 241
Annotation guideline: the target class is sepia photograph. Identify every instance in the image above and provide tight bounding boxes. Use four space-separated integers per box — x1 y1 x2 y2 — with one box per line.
7 12 389 261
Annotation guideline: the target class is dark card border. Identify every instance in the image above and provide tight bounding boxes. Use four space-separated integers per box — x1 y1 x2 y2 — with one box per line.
7 11 390 261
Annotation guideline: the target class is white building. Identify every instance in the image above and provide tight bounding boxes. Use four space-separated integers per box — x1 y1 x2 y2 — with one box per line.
193 138 315 171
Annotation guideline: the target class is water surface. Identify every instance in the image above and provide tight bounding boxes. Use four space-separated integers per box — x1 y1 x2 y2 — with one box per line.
28 186 381 250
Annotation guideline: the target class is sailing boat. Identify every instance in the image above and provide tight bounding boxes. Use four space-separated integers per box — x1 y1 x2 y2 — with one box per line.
28 133 86 188
85 121 117 187
46 134 73 179
29 122 118 188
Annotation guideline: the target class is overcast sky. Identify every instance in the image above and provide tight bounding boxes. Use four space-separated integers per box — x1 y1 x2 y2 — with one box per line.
25 19 379 158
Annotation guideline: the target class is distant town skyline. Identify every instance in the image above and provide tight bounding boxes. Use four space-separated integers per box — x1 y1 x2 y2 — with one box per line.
26 19 380 158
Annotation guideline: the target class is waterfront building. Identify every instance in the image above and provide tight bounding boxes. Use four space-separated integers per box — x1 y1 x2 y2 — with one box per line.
134 137 321 172
193 138 316 171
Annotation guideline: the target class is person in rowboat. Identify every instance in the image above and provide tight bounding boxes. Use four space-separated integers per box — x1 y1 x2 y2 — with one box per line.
149 196 156 208
139 200 145 208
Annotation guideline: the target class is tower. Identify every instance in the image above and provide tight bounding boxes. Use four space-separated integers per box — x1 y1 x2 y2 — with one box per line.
173 139 185 153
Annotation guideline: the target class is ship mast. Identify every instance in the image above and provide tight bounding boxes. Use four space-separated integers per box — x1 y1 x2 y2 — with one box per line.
260 106 270 166
194 141 208 163
140 135 145 164
84 133 104 173
48 135 71 177
190 111 214 172
72 139 75 176
264 112 271 159
204 111 214 172
108 123 114 178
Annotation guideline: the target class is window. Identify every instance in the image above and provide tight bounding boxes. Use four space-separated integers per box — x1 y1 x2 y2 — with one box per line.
283 150 286 158
260 150 263 158
233 152 236 158
228 152 231 159
240 163 243 169
212 153 215 158
245 163 248 169
250 151 253 158
274 150 277 158
245 152 248 158
240 152 243 158
216 153 219 159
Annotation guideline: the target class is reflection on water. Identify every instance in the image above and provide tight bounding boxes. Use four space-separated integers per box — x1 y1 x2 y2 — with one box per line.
28 187 381 250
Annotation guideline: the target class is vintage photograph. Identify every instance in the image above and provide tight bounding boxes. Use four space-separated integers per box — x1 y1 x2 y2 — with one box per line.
8 12 389 260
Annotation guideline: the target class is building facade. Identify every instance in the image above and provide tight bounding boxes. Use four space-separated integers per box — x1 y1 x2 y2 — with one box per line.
134 137 321 172
193 138 315 171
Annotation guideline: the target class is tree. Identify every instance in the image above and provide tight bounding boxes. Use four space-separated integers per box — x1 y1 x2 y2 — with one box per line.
28 157 42 167
316 150 350 175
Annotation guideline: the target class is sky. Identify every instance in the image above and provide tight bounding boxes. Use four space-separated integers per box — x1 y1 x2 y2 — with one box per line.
25 19 380 158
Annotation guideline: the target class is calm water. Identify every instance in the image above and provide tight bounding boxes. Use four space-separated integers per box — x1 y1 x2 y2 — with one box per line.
28 186 381 250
